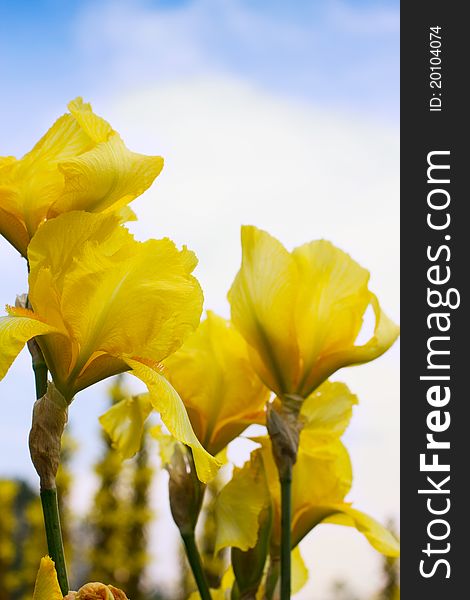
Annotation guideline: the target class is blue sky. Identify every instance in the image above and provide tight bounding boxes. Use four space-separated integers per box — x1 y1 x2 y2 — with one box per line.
0 2 399 597
1 0 398 153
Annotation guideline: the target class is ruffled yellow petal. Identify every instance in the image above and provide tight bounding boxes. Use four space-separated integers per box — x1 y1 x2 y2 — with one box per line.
99 394 152 458
214 451 270 553
301 380 358 437
322 505 400 557
164 311 269 454
67 97 114 143
0 308 58 380
32 556 63 600
126 359 219 483
28 211 203 394
302 293 400 393
228 226 299 395
50 134 164 216
8 112 95 238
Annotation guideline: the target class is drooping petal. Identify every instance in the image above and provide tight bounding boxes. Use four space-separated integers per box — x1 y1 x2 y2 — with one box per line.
228 226 300 395
50 134 163 215
32 556 63 600
126 359 219 483
301 293 400 394
164 311 269 454
322 505 400 557
99 394 153 458
215 450 270 553
301 380 358 437
0 308 58 380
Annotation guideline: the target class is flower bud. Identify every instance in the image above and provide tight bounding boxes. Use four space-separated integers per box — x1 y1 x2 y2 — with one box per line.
168 444 205 534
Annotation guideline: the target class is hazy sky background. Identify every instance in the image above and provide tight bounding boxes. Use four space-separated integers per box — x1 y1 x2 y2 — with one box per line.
0 1 399 598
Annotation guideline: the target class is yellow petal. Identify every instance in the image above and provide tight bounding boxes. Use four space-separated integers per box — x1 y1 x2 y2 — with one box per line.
291 546 309 594
214 450 270 553
292 240 370 395
301 380 358 437
303 293 400 393
0 308 58 380
0 204 29 256
228 226 299 395
164 311 269 454
126 359 219 483
149 424 178 466
10 113 95 236
50 134 164 215
322 505 400 557
99 394 153 458
32 556 63 600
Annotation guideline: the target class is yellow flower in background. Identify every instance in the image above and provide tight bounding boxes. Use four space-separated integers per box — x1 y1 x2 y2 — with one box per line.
228 226 399 398
214 381 399 557
0 211 218 482
163 311 270 455
33 556 129 599
0 98 163 256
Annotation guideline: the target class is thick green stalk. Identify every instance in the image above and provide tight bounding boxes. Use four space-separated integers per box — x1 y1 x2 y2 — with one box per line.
40 489 69 595
181 532 213 600
280 469 292 600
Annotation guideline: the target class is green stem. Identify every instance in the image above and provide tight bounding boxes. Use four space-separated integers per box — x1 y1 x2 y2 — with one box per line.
280 469 292 600
33 360 48 399
181 532 213 600
40 489 69 595
32 351 69 595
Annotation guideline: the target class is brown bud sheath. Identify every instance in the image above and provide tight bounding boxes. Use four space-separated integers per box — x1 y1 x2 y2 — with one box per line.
266 394 304 480
29 383 68 490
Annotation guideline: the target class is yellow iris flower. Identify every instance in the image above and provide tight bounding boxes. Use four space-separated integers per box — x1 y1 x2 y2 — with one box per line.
33 556 128 599
0 211 218 482
214 380 399 558
228 226 399 398
101 311 270 459
0 98 163 256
